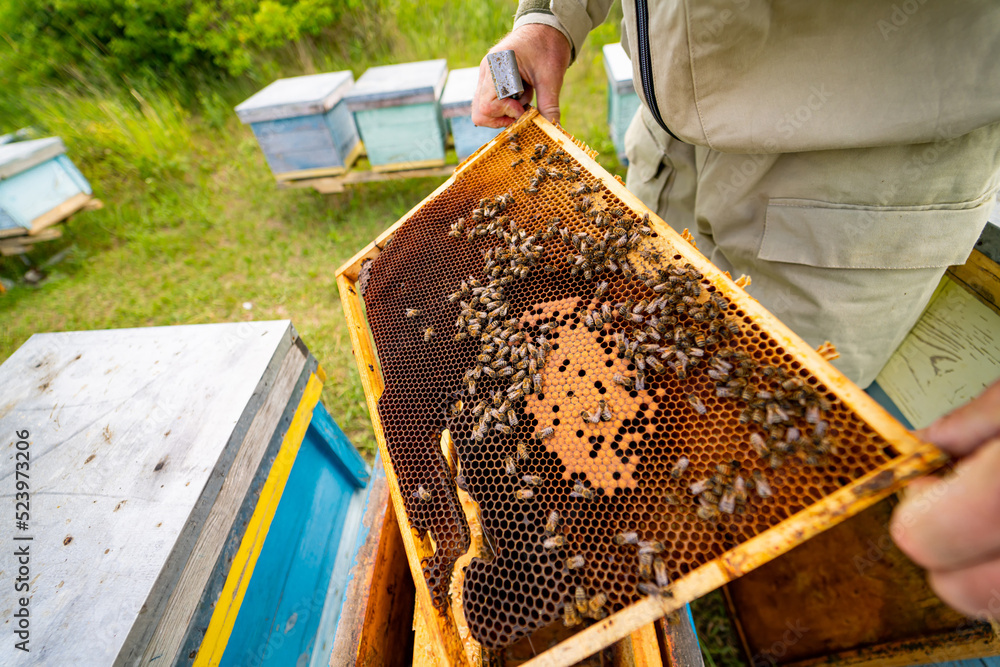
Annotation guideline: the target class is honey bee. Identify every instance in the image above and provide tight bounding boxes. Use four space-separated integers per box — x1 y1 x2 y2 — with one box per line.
614 531 639 546
638 582 662 597
689 478 712 495
505 455 517 476
545 509 560 534
688 394 708 415
595 281 609 297
571 482 595 500
613 374 634 390
599 400 612 422
537 426 555 440
517 440 531 460
696 506 720 521
575 587 588 614
406 308 422 318
638 540 664 554
522 474 543 486
588 592 608 617
749 433 769 458
413 485 432 502
424 327 435 342
543 534 566 549
509 144 521 152
663 491 680 505
671 456 690 479
654 557 670 588
638 551 653 579
581 409 600 424
563 604 582 627
515 488 535 501
565 554 586 570
753 470 773 498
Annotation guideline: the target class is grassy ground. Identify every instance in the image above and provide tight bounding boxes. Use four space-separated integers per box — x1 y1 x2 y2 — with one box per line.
0 3 746 663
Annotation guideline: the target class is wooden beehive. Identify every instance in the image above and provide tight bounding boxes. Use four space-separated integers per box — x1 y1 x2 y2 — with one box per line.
0 137 94 237
0 322 370 666
335 109 945 666
602 44 641 164
235 71 362 181
723 497 1000 667
343 60 449 172
442 67 503 161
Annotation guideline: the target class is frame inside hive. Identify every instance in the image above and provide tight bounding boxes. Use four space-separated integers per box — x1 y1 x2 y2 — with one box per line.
335 109 947 667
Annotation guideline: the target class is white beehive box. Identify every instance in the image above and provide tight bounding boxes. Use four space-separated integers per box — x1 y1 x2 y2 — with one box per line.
236 71 362 181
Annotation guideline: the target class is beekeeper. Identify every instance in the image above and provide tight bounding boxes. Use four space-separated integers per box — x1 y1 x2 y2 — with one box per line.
472 0 1000 621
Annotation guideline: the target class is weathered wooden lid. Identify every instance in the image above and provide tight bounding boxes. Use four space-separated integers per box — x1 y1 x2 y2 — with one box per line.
0 321 301 665
602 43 636 96
441 67 484 119
0 137 66 179
235 71 355 124
344 59 448 111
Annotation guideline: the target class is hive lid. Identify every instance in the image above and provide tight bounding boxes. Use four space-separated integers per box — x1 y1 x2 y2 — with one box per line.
602 42 636 96
441 67 484 119
344 59 448 111
0 137 67 179
234 71 355 124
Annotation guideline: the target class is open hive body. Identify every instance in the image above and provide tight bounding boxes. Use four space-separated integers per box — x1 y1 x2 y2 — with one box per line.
336 110 945 666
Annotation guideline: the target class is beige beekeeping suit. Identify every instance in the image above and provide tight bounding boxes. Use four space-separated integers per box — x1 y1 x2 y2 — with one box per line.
514 0 1000 386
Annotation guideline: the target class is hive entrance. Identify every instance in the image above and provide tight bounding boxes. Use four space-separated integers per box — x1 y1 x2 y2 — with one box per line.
361 117 901 654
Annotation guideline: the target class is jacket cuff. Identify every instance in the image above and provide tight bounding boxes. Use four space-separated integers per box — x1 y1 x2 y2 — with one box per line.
513 4 580 62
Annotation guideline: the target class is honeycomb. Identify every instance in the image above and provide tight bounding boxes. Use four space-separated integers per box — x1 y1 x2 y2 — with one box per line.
361 117 900 652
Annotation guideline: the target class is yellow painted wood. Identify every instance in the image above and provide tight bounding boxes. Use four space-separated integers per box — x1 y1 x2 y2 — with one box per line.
876 277 1000 429
194 372 324 666
338 108 949 667
629 623 663 667
371 156 447 173
948 248 1000 316
336 273 471 667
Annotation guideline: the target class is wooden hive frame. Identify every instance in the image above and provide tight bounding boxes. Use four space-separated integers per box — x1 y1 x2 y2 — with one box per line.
335 109 947 667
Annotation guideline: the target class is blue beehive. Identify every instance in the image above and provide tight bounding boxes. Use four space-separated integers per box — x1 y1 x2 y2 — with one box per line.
344 60 448 172
441 67 503 161
602 43 642 165
235 71 362 181
0 137 92 234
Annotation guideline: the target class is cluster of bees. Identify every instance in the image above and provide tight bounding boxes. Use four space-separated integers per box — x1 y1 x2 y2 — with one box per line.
401 133 842 630
442 196 563 443
667 455 772 521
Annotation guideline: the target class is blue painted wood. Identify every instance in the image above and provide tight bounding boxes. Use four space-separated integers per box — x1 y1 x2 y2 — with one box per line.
450 115 502 161
309 401 369 488
602 43 641 164
441 67 502 160
354 102 446 167
865 380 915 430
249 103 360 175
220 404 368 667
0 155 92 228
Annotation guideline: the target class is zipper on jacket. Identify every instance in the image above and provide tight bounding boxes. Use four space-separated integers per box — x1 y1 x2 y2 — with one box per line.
635 0 681 141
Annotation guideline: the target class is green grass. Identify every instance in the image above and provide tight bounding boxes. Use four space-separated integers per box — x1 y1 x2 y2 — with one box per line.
0 0 627 459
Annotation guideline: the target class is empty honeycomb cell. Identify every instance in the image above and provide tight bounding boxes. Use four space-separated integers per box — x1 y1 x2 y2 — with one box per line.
361 121 900 653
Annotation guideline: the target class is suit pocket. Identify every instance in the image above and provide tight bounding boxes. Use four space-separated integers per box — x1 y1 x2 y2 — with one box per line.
758 193 995 270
